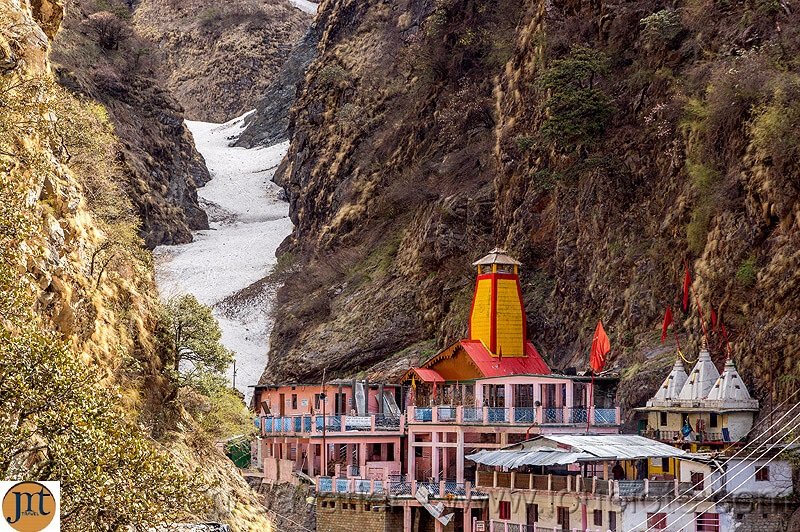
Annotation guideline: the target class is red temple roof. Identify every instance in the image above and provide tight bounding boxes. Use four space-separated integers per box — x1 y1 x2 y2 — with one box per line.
409 368 445 383
460 339 551 377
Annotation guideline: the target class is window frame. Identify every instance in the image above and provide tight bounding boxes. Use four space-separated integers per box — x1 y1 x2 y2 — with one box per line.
755 466 770 482
498 500 511 520
647 512 667 530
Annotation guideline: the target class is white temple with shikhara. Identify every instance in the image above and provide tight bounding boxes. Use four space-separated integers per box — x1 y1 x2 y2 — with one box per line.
639 345 758 449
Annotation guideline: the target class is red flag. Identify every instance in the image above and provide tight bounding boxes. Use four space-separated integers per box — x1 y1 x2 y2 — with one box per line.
710 307 718 331
590 321 611 373
682 266 692 313
661 307 673 344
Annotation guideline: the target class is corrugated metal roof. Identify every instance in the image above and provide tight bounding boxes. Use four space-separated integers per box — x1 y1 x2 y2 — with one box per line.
466 449 591 468
467 435 685 468
542 434 686 460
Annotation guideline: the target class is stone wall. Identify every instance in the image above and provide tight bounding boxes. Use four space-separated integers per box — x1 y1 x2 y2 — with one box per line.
316 494 402 532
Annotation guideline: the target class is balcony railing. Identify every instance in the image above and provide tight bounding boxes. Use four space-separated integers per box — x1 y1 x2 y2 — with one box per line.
316 474 487 498
406 405 619 426
640 429 725 443
260 405 620 435
260 413 403 435
477 470 684 498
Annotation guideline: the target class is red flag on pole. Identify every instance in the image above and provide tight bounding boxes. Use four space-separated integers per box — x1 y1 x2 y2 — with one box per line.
710 307 718 331
661 307 673 344
590 321 611 373
682 266 692 313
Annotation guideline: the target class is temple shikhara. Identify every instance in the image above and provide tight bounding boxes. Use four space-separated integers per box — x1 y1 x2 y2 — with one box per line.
251 250 796 532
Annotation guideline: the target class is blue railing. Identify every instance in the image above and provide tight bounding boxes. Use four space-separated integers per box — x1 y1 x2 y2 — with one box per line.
318 476 486 497
318 477 333 492
594 408 617 425
414 408 432 422
542 407 563 424
487 407 508 423
437 406 457 421
463 406 483 422
569 408 588 424
514 407 536 423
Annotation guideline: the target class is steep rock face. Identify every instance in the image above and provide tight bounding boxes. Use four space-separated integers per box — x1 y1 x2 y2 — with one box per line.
235 20 323 148
1 2 272 529
265 0 799 407
51 0 210 249
133 0 312 122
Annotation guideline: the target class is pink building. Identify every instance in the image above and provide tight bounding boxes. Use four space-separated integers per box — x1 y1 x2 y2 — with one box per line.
253 380 404 483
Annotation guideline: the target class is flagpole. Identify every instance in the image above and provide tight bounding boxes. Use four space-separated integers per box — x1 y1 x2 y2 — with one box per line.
587 372 594 434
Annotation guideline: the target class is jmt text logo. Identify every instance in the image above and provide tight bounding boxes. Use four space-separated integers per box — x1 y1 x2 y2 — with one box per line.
0 482 59 532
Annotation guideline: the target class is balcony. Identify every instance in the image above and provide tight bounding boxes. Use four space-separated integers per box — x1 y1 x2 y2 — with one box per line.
475 470 684 498
259 413 403 436
316 474 488 499
639 428 726 444
407 405 620 427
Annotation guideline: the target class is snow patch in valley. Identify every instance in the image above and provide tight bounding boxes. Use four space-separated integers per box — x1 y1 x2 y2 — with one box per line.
154 112 293 402
289 0 319 15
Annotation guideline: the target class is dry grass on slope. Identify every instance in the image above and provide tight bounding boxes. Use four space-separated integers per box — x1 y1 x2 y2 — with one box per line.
134 0 312 122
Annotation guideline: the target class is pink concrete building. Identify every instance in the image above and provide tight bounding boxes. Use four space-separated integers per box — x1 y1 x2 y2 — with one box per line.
254 380 405 483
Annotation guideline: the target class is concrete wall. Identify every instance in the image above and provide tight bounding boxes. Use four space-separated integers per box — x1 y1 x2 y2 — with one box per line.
722 459 793 497
488 489 624 530
316 494 402 532
680 458 794 497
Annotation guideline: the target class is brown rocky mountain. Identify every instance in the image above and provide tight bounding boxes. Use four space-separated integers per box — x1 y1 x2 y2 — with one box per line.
51 0 210 248
263 0 800 416
2 1 272 528
133 0 312 122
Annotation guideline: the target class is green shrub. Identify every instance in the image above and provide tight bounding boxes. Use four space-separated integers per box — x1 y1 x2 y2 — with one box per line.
537 46 614 147
736 257 758 287
640 9 682 46
686 159 720 191
749 83 800 171
316 64 351 87
515 135 536 152
686 201 713 255
530 169 560 192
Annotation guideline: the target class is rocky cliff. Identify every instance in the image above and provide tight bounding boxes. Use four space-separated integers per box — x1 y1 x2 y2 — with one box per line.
264 0 799 411
235 19 324 148
133 0 312 122
50 0 210 249
0 1 270 529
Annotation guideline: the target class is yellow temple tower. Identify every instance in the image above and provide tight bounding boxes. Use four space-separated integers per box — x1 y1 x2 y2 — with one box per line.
468 248 526 357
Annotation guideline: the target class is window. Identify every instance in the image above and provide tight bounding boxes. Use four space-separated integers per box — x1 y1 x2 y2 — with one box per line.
291 394 298 409
697 512 720 532
593 509 603 526
608 511 617 531
498 501 511 520
557 506 570 529
661 457 670 472
314 394 321 410
691 471 705 487
526 504 538 525
709 412 718 428
364 503 371 512
659 411 668 426
755 466 770 481
648 513 667 529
